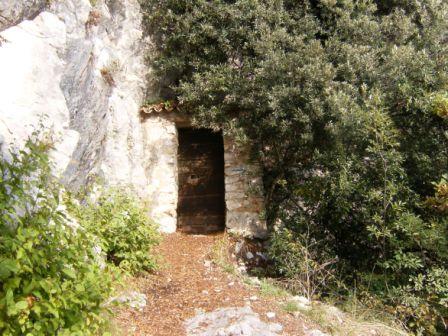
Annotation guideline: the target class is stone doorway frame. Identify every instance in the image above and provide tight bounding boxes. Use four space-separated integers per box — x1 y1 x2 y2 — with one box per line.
140 110 267 238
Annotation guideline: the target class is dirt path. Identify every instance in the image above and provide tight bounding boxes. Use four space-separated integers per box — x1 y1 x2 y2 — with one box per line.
114 233 306 336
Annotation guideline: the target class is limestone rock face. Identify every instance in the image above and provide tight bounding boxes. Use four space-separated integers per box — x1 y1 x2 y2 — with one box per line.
0 0 179 233
0 8 78 174
0 0 151 197
0 0 47 31
53 0 150 197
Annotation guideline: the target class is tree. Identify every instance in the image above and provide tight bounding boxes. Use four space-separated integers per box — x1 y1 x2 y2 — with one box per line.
141 0 448 332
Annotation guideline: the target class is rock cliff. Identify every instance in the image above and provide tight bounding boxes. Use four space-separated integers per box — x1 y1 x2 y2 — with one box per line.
0 0 151 195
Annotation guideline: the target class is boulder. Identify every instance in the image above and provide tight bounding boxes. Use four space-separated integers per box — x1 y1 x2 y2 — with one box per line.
185 307 283 336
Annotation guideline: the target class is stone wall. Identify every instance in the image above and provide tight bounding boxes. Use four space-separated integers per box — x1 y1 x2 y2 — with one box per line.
140 113 267 238
142 115 179 233
224 137 267 238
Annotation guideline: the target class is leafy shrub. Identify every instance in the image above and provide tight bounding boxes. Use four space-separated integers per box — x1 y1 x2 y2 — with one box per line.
143 0 448 332
387 267 448 335
426 175 448 214
72 188 160 275
268 228 337 301
432 93 448 119
0 136 113 335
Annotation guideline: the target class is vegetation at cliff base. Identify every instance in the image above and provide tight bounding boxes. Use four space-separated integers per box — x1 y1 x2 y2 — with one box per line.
142 0 448 333
70 188 160 275
0 136 113 335
0 134 160 335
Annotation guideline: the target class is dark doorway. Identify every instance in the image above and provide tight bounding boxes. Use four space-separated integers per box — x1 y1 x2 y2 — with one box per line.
177 128 225 234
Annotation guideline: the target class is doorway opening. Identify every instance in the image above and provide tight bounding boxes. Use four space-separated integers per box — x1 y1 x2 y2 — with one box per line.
177 128 226 234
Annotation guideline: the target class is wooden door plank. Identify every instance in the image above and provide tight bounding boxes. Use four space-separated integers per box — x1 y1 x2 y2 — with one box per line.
177 128 225 233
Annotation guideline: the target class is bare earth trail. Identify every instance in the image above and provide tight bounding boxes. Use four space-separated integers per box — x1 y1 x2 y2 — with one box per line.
114 233 306 336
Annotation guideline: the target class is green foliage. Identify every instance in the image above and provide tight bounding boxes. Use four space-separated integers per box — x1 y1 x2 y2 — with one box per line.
258 279 288 298
72 189 160 275
432 93 448 119
387 267 448 335
426 175 448 213
268 228 337 300
0 135 113 335
210 235 236 275
281 301 300 314
143 0 448 332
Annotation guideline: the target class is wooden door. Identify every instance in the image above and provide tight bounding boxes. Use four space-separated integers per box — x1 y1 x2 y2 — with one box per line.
177 128 225 233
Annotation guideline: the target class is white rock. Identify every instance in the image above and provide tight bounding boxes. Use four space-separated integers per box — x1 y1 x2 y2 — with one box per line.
234 241 244 254
256 252 268 260
185 307 282 336
291 295 311 310
292 296 310 305
0 0 150 193
246 251 254 259
307 330 329 336
266 312 276 319
109 291 147 311
0 11 75 175
247 277 261 286
0 0 48 31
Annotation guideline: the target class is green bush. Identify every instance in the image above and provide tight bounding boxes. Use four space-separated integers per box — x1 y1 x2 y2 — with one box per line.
72 188 160 275
0 136 113 335
268 228 338 301
143 0 448 332
426 175 448 214
388 267 448 335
